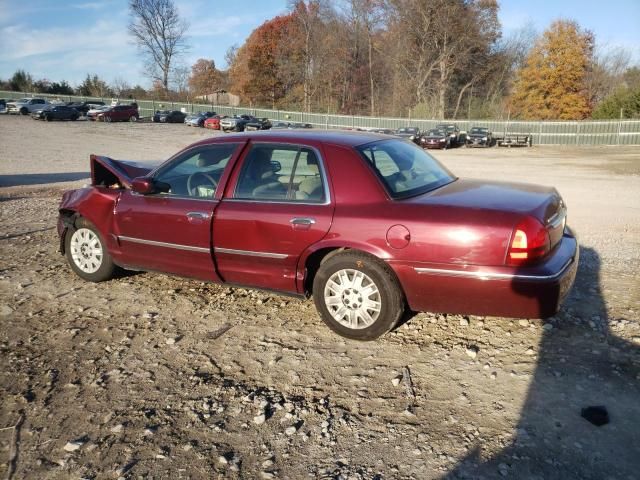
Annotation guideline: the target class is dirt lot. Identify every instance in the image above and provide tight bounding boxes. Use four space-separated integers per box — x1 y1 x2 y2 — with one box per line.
1 115 639 479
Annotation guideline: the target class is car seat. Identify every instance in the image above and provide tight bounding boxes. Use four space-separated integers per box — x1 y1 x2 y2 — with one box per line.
296 156 323 201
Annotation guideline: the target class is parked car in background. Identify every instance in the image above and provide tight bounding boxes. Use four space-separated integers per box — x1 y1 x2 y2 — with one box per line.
97 104 139 123
271 122 314 130
435 123 461 146
395 127 421 144
466 127 493 147
152 110 186 123
245 117 272 131
185 111 216 127
371 128 395 135
31 105 80 121
220 114 257 132
6 98 49 115
203 115 225 130
420 128 451 149
0 99 6 113
58 130 577 341
87 106 110 120
66 101 105 115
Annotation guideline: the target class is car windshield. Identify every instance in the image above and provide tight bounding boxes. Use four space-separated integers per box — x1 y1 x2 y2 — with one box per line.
427 129 445 136
470 127 488 134
357 139 456 198
396 128 417 134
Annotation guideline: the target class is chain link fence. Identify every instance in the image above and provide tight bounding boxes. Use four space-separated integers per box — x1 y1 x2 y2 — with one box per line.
2 90 639 145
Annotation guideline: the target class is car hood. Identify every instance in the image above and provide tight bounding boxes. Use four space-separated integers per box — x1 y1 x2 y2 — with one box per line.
90 155 161 189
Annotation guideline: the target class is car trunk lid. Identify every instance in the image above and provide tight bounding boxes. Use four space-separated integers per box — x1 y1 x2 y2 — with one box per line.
407 178 567 260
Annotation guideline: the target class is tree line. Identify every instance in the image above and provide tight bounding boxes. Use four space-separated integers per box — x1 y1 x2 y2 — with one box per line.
2 0 638 120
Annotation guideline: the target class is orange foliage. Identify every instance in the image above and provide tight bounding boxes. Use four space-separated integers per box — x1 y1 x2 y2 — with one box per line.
510 20 594 120
229 13 301 107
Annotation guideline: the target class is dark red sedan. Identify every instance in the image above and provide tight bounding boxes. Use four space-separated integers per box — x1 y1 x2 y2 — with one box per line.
58 131 578 340
97 104 139 123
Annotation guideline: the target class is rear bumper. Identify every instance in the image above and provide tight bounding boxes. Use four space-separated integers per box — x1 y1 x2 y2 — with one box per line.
389 229 579 319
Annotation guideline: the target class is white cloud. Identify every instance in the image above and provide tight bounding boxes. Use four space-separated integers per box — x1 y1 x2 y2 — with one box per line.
0 19 129 61
73 2 107 9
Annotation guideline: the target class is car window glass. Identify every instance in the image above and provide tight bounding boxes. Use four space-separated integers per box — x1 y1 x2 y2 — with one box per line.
234 145 325 202
358 139 455 198
153 144 239 198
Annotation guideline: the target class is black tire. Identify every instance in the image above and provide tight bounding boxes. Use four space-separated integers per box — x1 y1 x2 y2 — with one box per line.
71 114 78 121
312 251 404 340
44 115 51 122
20 107 28 115
129 115 137 122
64 217 116 282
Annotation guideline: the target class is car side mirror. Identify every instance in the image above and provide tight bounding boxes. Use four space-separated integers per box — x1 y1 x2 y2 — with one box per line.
131 177 155 194
270 160 282 173
132 177 170 195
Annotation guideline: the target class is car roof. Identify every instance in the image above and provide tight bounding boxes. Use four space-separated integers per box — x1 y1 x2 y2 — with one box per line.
193 129 391 147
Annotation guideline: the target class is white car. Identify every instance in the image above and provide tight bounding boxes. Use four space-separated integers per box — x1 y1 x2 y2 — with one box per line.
6 98 50 115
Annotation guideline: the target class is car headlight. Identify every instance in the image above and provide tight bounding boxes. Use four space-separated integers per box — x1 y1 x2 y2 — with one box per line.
439 138 446 142
482 136 487 141
410 135 415 140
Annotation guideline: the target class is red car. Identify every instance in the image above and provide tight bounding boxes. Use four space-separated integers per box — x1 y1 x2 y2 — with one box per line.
203 115 224 130
57 132 578 340
97 104 139 123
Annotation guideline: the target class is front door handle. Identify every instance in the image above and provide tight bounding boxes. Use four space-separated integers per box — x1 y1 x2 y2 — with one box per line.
186 212 210 223
290 217 316 230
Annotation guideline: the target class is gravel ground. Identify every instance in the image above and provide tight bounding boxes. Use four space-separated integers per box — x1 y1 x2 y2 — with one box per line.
1 115 639 479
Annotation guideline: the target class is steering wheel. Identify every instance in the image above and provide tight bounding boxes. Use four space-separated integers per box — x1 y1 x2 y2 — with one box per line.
187 172 218 197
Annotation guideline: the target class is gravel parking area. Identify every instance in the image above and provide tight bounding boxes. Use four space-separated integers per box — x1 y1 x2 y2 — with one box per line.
1 115 639 479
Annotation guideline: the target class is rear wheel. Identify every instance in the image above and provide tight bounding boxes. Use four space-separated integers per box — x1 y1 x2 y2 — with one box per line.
312 252 404 340
65 218 115 282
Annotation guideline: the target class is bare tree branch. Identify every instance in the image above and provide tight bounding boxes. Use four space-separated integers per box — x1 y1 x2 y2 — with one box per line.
128 0 189 92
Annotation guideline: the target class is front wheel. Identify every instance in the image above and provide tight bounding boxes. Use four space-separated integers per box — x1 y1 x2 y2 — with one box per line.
129 115 137 122
65 218 116 282
312 252 404 340
20 107 28 115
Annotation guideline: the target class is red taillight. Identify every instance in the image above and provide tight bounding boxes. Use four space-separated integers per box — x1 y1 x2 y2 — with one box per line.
507 216 550 266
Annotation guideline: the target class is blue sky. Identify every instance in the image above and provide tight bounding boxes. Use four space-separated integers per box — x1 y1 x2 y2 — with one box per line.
0 0 638 88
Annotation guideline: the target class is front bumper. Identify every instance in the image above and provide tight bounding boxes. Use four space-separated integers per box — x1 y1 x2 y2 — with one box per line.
466 138 489 147
389 229 579 319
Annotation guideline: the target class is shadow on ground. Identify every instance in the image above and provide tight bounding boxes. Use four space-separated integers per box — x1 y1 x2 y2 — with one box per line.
444 247 640 479
0 172 89 187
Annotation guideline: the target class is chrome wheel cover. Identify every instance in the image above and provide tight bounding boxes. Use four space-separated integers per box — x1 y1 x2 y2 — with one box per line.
70 228 103 273
324 269 381 329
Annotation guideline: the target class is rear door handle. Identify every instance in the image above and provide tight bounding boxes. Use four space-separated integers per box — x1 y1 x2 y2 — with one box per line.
290 217 316 230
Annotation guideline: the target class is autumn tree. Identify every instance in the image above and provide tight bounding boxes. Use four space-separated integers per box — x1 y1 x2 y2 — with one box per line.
188 59 222 96
128 0 189 93
229 13 298 108
510 20 594 120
